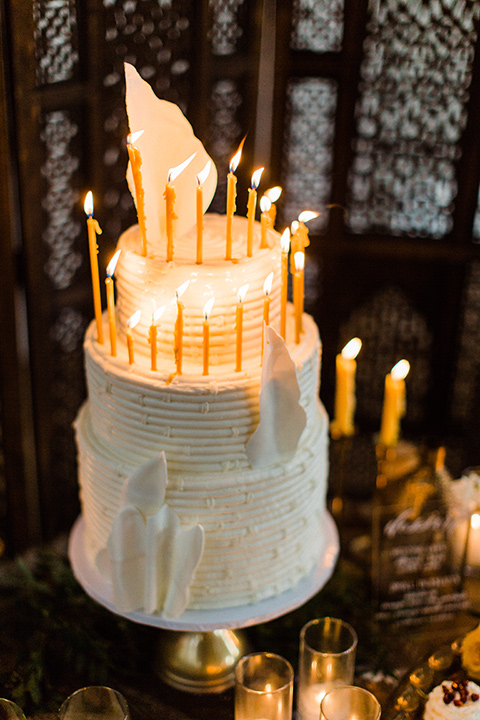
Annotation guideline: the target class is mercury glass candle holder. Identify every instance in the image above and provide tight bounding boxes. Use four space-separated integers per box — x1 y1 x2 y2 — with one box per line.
297 617 358 720
235 652 294 720
59 687 130 720
0 699 26 720
320 686 381 720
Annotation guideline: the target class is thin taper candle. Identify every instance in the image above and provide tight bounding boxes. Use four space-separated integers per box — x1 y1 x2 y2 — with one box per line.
202 297 214 376
126 131 147 256
247 167 264 257
293 251 304 344
84 192 104 344
196 161 211 265
226 139 245 260
280 228 290 340
235 284 248 372
105 250 121 357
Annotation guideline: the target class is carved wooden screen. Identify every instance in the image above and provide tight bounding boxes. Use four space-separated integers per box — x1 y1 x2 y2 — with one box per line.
272 0 480 477
0 0 262 554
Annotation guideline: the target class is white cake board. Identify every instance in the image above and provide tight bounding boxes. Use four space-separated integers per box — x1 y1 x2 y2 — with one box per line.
68 511 339 632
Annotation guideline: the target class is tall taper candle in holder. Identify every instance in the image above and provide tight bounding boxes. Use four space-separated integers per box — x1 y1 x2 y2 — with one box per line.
226 139 244 261
247 167 264 257
379 359 410 448
235 652 293 720
126 130 148 256
165 153 196 262
105 250 121 357
84 192 104 344
331 338 362 439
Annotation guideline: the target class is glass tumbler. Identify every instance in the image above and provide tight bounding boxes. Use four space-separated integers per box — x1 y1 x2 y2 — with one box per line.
59 687 130 720
321 686 381 720
0 699 26 720
235 652 294 720
297 617 358 720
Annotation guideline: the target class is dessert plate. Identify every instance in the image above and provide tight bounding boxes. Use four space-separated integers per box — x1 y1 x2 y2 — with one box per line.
69 510 339 632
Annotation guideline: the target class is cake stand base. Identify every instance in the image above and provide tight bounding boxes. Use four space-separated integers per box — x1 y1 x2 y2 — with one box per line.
68 511 339 692
153 627 251 693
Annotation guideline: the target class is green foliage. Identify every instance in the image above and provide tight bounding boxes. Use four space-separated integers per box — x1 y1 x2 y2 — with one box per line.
0 551 143 714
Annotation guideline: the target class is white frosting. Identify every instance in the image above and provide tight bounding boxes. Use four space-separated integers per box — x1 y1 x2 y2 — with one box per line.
425 682 480 720
75 213 330 614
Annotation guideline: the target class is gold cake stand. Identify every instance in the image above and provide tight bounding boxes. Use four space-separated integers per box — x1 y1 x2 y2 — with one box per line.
68 512 339 693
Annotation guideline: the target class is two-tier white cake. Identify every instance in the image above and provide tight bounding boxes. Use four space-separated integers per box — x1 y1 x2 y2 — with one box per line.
74 64 330 619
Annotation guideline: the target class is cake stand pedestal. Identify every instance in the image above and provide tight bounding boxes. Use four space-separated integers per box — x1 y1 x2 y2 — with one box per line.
68 512 339 693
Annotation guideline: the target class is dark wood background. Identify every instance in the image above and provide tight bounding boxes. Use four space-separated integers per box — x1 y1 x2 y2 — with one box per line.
1 0 480 556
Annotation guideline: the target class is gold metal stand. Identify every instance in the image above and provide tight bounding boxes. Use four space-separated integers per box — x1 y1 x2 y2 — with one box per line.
154 628 251 693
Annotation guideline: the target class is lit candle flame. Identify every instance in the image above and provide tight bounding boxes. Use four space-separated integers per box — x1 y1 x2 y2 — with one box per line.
391 359 410 381
153 305 166 324
168 153 196 183
472 513 480 530
280 228 291 253
106 249 122 278
298 210 319 224
127 310 141 330
176 279 190 299
342 337 362 361
84 191 94 217
196 160 211 187
237 284 249 303
263 271 274 296
265 186 282 203
294 251 305 272
127 130 144 145
251 167 264 190
203 296 215 320
260 196 272 213
291 220 299 234
229 137 246 173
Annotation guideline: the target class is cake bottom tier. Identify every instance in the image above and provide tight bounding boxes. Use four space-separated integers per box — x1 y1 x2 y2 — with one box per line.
75 401 329 611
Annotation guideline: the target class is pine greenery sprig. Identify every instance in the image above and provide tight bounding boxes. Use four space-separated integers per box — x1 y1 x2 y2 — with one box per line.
0 549 144 714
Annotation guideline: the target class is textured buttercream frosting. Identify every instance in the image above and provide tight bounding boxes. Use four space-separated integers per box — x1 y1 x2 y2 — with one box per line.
75 213 330 614
425 682 480 720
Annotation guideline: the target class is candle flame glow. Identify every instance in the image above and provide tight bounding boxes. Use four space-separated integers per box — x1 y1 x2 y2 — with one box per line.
84 191 94 217
260 196 272 213
168 153 196 183
153 305 166 324
291 220 299 234
472 513 480 530
251 167 264 190
342 337 362 361
263 271 274 296
280 228 291 253
127 310 141 329
127 130 144 145
265 186 282 203
176 279 190 299
237 284 249 303
298 210 319 224
294 251 305 273
229 137 246 173
203 296 215 320
196 160 211 187
391 359 410 381
106 249 121 278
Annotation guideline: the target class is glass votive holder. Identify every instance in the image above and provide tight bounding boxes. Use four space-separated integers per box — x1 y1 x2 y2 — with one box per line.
297 617 358 720
59 687 130 720
321 686 381 720
235 652 294 720
0 699 26 720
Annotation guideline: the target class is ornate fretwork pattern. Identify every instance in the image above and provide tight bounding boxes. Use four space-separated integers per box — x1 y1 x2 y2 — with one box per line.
339 286 432 426
451 261 480 424
347 0 480 238
207 78 244 212
209 0 246 56
291 0 344 52
33 0 79 85
40 111 82 291
280 77 337 228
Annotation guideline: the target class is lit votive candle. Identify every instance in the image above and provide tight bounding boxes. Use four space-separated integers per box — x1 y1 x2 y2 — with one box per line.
379 359 410 447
